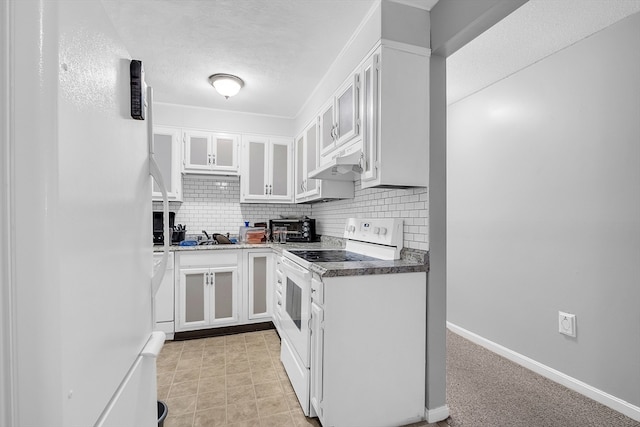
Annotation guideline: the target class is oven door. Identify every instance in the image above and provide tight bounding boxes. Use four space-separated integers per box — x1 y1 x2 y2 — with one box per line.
279 256 312 366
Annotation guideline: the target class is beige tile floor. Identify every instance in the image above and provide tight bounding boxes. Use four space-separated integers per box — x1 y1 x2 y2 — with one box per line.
157 329 449 427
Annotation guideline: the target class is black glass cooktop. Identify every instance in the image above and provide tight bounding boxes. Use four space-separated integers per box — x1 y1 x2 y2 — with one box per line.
288 250 380 263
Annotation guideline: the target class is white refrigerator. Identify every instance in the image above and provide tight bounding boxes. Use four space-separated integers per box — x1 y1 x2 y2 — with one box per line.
4 0 166 425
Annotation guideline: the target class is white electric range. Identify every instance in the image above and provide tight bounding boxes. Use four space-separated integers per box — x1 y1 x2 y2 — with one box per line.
283 217 404 269
276 218 427 427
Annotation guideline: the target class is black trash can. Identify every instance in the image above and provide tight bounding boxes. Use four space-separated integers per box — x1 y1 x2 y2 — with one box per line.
157 401 168 427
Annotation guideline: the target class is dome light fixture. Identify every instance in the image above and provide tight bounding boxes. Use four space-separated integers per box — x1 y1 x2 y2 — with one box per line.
208 73 244 99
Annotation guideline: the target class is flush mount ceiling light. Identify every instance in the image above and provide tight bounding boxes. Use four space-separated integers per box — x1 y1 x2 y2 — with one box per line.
208 73 244 99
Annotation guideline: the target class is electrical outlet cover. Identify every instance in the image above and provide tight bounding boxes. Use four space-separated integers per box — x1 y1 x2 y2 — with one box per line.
559 311 576 337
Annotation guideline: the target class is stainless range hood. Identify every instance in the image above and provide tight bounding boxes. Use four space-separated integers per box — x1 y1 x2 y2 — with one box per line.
308 150 363 181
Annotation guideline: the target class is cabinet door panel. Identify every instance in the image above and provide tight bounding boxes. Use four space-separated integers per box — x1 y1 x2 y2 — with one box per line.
335 74 359 146
152 133 172 194
248 141 267 196
152 127 182 201
214 135 236 170
360 53 378 183
213 271 234 320
252 256 267 315
320 103 335 155
295 135 305 198
337 86 354 137
271 142 289 197
305 122 318 194
187 133 210 169
183 271 206 325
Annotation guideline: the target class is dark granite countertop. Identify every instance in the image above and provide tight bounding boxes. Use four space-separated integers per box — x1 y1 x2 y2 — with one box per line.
154 237 428 276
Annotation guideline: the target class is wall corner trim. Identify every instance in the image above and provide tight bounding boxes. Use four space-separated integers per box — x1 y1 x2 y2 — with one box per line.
425 404 450 423
447 322 640 422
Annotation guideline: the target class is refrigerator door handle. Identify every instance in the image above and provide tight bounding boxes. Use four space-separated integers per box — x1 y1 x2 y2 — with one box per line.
141 331 166 358
148 86 169 297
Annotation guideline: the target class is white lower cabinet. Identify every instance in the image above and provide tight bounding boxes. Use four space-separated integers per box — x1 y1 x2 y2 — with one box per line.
273 256 284 334
153 252 175 338
309 298 324 420
176 251 241 332
244 249 273 322
310 272 427 427
174 249 277 333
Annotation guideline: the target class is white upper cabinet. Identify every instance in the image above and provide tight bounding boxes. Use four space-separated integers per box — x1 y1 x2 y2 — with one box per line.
183 130 240 175
319 72 360 157
295 119 354 203
360 44 429 189
240 135 293 203
152 126 182 201
295 119 320 201
359 52 378 184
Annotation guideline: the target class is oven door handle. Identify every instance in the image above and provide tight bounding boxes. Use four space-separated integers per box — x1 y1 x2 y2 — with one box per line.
281 257 312 280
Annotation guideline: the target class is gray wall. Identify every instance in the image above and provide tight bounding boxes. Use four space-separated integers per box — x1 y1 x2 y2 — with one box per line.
447 11 640 406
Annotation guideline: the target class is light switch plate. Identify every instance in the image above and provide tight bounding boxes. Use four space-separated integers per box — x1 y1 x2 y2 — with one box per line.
559 311 576 337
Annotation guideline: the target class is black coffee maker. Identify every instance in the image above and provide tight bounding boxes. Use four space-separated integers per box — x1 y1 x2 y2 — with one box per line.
153 211 175 245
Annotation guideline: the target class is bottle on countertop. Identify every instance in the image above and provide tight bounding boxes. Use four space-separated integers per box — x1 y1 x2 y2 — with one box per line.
239 221 250 243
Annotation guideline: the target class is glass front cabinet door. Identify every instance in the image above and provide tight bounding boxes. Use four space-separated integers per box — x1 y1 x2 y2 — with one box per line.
152 126 182 201
294 119 321 202
246 250 273 321
319 72 359 157
184 130 240 175
241 135 292 203
177 266 239 331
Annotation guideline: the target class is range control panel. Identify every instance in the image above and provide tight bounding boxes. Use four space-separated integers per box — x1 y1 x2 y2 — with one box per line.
343 218 403 248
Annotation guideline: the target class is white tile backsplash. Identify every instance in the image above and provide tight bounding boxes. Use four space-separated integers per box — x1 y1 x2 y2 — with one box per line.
311 182 429 251
154 176 428 249
152 175 311 238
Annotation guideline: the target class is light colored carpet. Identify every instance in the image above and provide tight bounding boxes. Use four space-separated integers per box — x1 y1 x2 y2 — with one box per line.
446 330 640 427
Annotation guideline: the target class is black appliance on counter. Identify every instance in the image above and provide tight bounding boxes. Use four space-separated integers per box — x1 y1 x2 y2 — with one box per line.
153 211 186 245
269 218 317 242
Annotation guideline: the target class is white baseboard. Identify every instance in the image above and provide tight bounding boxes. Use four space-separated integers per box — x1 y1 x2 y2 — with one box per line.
425 405 449 423
447 322 640 422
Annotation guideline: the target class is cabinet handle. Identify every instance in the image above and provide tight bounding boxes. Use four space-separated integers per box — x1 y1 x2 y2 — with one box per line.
265 184 268 195
211 154 216 165
269 184 273 195
208 154 212 165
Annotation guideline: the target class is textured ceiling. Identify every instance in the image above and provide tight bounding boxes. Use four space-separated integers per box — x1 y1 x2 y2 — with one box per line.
101 0 441 118
102 0 640 117
102 0 377 117
447 0 640 105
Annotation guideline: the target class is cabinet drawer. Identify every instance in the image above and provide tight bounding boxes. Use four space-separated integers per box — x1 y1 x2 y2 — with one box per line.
178 251 240 268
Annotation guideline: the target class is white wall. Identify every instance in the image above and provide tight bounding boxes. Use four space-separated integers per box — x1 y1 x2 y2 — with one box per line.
311 181 428 251
448 11 640 409
155 102 295 137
